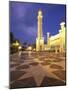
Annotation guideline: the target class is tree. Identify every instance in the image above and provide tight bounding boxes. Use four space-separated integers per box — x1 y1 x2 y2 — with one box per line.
10 32 21 54
10 32 16 44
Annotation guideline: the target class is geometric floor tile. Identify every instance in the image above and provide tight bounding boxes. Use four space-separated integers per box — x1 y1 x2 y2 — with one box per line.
50 64 64 69
10 51 66 89
52 70 66 81
41 76 65 86
10 77 36 89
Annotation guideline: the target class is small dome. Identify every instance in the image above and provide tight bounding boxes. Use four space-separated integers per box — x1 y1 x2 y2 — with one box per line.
60 22 65 26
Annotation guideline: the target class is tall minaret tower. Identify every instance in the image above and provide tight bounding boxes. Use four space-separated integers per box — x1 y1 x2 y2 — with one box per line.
36 10 44 51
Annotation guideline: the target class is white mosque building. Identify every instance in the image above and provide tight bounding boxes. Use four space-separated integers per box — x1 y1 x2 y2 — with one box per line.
46 22 66 53
36 10 66 53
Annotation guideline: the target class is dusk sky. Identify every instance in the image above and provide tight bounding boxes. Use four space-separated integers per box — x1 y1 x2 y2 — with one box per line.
10 1 66 45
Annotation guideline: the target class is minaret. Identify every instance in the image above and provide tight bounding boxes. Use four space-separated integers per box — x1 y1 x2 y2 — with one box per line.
47 32 50 47
38 10 43 39
36 10 44 51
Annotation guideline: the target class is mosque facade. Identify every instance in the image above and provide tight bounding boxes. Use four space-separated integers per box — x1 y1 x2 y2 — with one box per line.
36 10 66 53
47 22 66 53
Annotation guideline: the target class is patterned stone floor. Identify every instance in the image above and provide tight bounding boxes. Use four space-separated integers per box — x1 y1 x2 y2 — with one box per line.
10 51 66 89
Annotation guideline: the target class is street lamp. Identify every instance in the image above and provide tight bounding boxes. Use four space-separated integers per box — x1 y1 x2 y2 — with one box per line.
18 46 22 50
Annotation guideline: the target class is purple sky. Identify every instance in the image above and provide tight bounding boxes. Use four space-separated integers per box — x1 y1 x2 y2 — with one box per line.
10 1 66 45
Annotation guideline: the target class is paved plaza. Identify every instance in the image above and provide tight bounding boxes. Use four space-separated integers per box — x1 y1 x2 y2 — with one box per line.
10 51 66 89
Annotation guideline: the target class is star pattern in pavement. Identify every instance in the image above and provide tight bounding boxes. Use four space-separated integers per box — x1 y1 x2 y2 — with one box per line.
10 51 66 89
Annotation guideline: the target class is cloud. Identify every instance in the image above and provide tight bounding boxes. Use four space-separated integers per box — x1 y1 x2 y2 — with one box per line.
10 2 34 20
24 26 37 37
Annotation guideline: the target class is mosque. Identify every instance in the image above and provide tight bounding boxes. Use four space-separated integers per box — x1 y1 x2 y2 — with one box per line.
36 10 66 53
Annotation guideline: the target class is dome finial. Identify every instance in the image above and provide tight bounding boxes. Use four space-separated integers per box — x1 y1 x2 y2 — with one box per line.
38 9 42 16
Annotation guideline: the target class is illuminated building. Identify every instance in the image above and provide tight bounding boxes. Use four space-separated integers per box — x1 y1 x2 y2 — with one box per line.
12 41 19 47
27 46 32 51
47 22 66 53
36 10 65 53
36 10 44 51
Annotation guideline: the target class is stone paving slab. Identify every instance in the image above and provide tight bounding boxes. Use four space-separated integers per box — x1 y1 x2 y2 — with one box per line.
10 51 66 89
